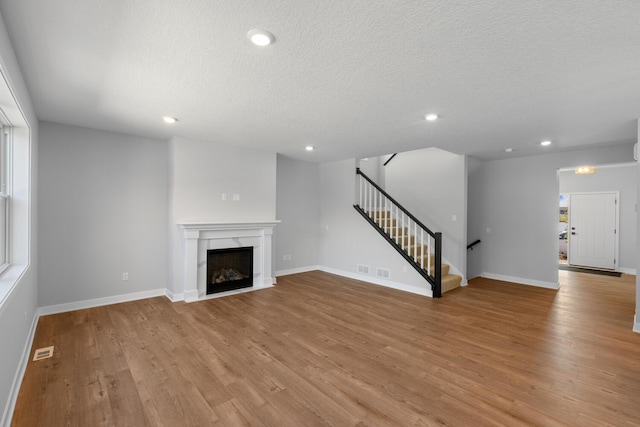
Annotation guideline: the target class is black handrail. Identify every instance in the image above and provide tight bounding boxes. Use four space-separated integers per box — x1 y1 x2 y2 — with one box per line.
383 153 397 166
356 168 437 239
467 239 481 250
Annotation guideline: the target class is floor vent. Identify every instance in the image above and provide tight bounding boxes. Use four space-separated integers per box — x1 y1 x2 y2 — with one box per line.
33 346 54 361
376 268 391 279
357 264 370 275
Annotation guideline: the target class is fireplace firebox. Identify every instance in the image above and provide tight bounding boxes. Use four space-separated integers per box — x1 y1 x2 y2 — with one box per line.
206 247 253 294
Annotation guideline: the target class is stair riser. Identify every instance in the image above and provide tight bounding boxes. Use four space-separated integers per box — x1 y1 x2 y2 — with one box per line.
393 235 416 246
375 219 397 228
382 226 410 237
369 210 392 218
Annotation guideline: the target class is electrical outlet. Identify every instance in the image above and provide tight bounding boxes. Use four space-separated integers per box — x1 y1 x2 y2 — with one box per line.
232 194 240 201
221 193 227 201
122 272 129 281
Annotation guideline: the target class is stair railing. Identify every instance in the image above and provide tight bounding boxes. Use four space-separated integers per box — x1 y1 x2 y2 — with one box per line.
467 239 481 250
353 168 442 297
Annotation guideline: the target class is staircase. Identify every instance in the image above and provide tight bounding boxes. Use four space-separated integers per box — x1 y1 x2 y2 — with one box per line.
354 168 462 297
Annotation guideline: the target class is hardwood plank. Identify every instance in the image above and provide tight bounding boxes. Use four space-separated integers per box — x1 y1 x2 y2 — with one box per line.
12 269 640 426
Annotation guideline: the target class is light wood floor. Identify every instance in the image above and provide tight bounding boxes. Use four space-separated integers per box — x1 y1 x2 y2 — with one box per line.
12 270 640 426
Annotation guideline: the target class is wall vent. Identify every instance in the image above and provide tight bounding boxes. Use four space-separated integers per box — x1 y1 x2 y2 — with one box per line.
33 346 54 361
357 264 370 275
376 268 391 279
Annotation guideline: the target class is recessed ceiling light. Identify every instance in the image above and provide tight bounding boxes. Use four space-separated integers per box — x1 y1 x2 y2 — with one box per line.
162 116 178 124
247 29 275 46
540 140 552 146
305 145 314 151
505 148 513 153
425 114 438 121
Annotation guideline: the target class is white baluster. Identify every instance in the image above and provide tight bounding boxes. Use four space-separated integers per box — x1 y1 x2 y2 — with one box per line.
420 228 424 270
413 221 417 261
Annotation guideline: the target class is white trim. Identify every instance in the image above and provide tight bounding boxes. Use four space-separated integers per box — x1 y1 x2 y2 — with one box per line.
480 272 560 290
37 289 167 316
164 288 184 302
179 220 280 231
2 308 38 427
634 314 640 334
275 265 320 277
318 266 433 298
557 161 637 172
0 263 28 318
617 267 637 275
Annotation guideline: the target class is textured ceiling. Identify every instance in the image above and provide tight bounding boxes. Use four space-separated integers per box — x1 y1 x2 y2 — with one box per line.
0 0 638 162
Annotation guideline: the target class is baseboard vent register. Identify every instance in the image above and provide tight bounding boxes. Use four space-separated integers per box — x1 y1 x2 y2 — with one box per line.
376 268 391 279
33 346 54 361
357 264 370 275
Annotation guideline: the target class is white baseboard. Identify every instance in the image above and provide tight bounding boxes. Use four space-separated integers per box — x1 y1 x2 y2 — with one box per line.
165 289 184 302
2 309 39 427
318 266 433 298
634 315 640 334
37 288 167 316
275 265 320 277
618 267 637 275
480 272 560 290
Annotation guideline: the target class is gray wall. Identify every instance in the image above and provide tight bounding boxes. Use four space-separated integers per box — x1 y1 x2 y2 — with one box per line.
38 122 169 307
275 155 320 273
384 148 467 277
467 157 484 279
559 164 636 272
168 137 277 296
0 10 38 425
468 142 635 286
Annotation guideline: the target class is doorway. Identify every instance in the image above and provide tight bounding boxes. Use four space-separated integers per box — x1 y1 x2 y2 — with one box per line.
559 195 568 264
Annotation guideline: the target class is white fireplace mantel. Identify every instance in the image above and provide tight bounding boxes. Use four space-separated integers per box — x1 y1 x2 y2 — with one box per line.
178 220 280 302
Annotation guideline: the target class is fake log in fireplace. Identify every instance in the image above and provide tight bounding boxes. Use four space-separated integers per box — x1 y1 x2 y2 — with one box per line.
207 247 253 294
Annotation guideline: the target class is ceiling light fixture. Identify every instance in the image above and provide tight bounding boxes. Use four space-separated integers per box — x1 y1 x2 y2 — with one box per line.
162 116 178 124
505 148 514 153
425 113 438 121
305 145 314 151
247 29 275 46
540 140 552 146
575 166 596 175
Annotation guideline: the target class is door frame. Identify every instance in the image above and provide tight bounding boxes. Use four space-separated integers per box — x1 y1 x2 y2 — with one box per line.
567 191 619 270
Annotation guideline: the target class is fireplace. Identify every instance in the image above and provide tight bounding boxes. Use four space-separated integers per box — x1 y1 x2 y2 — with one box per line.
207 246 253 294
178 221 278 302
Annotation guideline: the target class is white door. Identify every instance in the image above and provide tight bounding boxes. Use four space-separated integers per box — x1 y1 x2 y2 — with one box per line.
568 193 617 269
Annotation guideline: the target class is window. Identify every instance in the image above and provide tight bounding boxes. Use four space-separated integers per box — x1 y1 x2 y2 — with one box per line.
0 124 9 272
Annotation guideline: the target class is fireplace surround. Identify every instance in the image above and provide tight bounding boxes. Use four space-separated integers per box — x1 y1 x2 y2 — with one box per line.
178 221 279 302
